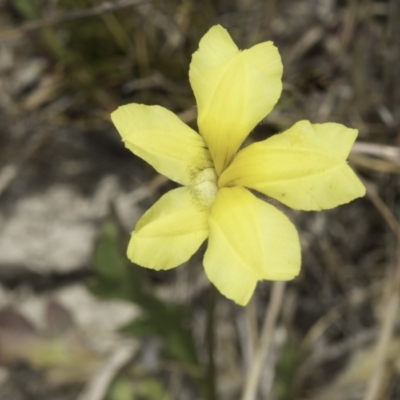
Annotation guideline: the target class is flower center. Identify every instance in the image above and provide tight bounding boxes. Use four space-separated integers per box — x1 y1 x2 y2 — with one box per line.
190 167 218 208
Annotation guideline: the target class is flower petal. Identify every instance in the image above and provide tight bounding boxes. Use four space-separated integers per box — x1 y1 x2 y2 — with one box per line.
204 187 300 306
189 25 283 175
128 187 209 270
111 104 213 186
220 121 366 211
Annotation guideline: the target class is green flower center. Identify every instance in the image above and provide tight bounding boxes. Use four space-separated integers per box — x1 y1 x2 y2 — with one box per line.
190 167 218 208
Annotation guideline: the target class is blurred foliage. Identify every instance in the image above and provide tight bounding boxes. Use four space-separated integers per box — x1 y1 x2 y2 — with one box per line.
109 377 169 400
273 339 304 400
13 0 41 19
90 222 204 391
0 307 104 385
11 0 119 108
8 0 235 113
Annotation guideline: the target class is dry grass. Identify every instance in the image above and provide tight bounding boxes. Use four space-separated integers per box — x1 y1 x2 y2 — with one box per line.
0 0 399 399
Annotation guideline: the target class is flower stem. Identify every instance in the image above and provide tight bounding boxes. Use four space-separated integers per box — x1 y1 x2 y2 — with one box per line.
241 281 286 400
206 284 218 400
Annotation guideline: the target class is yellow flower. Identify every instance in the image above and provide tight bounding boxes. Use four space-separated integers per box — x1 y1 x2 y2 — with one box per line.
111 25 365 306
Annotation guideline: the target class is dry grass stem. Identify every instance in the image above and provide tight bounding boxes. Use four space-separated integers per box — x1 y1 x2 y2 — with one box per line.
301 281 384 352
352 142 400 164
77 343 137 400
241 282 286 400
0 0 399 398
363 180 400 238
363 248 400 400
349 154 400 174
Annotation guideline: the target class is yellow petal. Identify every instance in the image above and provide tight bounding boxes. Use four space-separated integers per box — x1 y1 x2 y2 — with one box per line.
204 187 300 306
128 187 209 270
111 104 213 186
220 121 366 211
189 25 283 175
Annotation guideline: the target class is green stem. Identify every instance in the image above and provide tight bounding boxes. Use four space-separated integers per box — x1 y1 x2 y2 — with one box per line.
206 284 218 400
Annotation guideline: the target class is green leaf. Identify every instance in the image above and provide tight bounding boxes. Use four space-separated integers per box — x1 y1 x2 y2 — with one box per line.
109 377 170 400
12 0 41 19
273 339 304 400
121 318 158 337
136 378 169 400
108 378 134 400
93 223 129 282
91 221 205 394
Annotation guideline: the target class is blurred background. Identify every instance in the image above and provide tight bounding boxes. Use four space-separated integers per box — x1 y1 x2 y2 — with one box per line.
0 0 399 399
